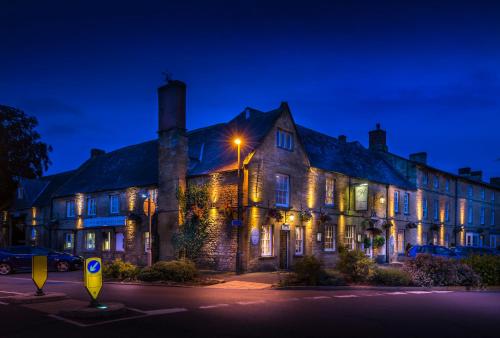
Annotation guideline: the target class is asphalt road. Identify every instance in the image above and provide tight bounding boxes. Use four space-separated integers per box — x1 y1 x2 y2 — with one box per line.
1 272 499 338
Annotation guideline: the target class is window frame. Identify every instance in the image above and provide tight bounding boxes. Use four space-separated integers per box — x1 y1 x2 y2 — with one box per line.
345 225 355 251
102 231 111 251
423 197 428 219
261 225 273 257
85 231 96 251
87 197 96 216
324 225 336 252
275 174 290 208
275 128 294 151
433 199 439 221
115 232 125 252
325 177 335 206
66 200 75 218
467 204 473 224
403 192 410 215
64 232 74 250
394 190 400 214
491 209 495 226
445 201 450 222
480 206 485 225
294 226 304 256
109 194 120 214
433 176 439 190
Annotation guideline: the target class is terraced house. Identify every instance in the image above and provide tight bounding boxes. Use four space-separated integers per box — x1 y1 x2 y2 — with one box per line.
3 80 500 271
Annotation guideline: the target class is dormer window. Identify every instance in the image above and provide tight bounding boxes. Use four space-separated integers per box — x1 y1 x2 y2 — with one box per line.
276 129 293 150
17 186 24 199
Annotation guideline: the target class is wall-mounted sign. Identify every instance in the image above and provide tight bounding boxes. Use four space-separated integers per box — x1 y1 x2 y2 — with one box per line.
250 228 260 245
281 224 290 231
316 232 322 242
355 185 368 211
83 216 127 228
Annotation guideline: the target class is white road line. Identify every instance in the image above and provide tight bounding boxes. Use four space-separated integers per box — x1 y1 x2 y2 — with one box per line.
384 292 408 295
0 290 25 295
406 291 432 294
199 304 229 309
237 300 266 305
363 293 384 297
272 297 300 302
334 295 358 298
303 296 331 300
126 307 148 314
0 301 8 305
144 308 188 316
432 290 453 294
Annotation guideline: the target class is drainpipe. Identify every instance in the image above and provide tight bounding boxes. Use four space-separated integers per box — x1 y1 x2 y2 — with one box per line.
385 184 390 264
454 177 459 246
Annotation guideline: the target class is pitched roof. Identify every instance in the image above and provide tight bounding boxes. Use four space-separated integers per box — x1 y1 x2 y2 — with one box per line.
297 125 415 190
33 171 75 206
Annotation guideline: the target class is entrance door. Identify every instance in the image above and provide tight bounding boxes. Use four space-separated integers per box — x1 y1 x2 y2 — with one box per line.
279 231 289 269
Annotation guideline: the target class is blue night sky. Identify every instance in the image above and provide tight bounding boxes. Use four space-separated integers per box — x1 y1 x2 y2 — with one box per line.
1 0 499 179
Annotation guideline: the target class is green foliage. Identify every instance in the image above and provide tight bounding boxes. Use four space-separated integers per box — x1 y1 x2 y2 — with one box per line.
321 269 347 286
363 237 371 249
292 255 324 285
462 255 500 286
173 184 212 260
403 254 481 287
372 236 385 248
336 249 375 282
136 267 163 282
370 267 412 286
103 259 139 280
137 259 198 282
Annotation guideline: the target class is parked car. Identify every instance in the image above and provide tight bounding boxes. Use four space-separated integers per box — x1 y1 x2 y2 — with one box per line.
0 246 83 275
452 246 499 258
407 245 458 259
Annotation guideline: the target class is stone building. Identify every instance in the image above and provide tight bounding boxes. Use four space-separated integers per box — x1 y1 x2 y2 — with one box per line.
2 80 500 271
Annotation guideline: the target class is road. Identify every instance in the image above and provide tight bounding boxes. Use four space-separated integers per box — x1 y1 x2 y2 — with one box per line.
1 271 499 338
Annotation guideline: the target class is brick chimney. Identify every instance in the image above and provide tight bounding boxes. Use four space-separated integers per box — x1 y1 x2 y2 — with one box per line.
90 148 105 158
470 170 483 181
369 123 388 152
157 79 188 260
409 152 427 164
458 167 471 176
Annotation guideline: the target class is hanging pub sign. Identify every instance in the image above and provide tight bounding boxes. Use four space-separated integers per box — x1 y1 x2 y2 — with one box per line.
355 184 368 211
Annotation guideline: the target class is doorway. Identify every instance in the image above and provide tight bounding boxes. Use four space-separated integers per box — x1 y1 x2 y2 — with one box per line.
279 230 289 269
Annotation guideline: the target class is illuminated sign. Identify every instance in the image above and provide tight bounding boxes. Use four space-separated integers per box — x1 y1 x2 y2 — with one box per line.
355 185 368 211
32 256 47 295
84 257 102 301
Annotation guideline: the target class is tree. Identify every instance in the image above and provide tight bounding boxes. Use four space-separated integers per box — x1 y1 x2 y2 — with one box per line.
0 105 52 210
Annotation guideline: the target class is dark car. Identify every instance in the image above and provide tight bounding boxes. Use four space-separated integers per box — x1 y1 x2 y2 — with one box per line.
407 245 458 259
452 246 499 258
0 246 83 275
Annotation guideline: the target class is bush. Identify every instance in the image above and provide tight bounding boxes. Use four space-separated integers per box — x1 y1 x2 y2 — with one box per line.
292 256 324 285
136 266 163 282
336 249 375 283
462 255 500 286
403 254 481 287
370 267 412 286
103 259 139 280
321 269 347 286
137 259 198 282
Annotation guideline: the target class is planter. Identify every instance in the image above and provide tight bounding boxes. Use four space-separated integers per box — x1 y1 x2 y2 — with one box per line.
375 255 386 264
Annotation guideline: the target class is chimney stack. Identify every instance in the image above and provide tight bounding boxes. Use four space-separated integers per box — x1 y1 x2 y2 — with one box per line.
369 123 388 152
90 148 105 158
157 79 188 260
458 167 471 176
490 177 500 187
470 170 483 181
338 135 347 144
409 152 427 164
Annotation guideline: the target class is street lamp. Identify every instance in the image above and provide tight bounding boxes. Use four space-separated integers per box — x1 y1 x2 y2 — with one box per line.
234 137 242 274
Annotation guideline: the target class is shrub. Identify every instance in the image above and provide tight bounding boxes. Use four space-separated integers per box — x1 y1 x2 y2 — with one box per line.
152 259 198 282
292 255 324 285
336 249 375 283
369 267 412 286
103 259 139 280
137 267 163 282
373 236 385 248
403 254 481 287
462 255 500 286
321 269 347 286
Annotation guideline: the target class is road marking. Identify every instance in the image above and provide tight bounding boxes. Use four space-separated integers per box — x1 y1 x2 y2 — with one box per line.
1 276 82 284
0 290 25 295
237 300 266 305
432 290 453 294
199 304 229 309
334 295 358 298
0 301 8 305
385 292 408 295
272 297 300 302
303 296 331 300
126 307 148 314
406 291 432 294
143 308 187 316
49 314 88 327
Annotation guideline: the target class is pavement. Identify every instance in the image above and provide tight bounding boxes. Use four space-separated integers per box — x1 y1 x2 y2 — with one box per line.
0 271 499 338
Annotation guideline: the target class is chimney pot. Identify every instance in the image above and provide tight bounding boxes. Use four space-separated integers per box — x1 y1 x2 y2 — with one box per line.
458 167 471 176
158 80 186 132
369 123 388 152
470 170 483 181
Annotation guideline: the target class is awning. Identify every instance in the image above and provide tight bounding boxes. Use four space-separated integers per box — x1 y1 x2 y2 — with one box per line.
83 216 127 228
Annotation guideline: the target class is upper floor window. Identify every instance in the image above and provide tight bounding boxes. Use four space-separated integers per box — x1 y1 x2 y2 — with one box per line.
403 192 410 215
467 204 473 224
467 185 473 199
445 179 450 193
423 197 428 219
66 200 75 218
276 129 293 150
109 195 120 214
325 177 335 206
433 199 439 221
433 176 439 189
354 184 368 211
481 189 486 200
275 174 290 207
445 201 450 222
17 186 24 199
393 191 399 213
87 198 96 216
422 172 429 186
491 209 495 226
492 192 495 202
480 207 485 225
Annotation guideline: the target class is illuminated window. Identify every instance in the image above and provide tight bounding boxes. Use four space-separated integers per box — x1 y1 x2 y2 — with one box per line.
422 197 428 219
467 204 473 224
87 197 96 216
480 207 485 225
445 201 450 222
275 174 289 207
295 227 304 255
102 232 111 251
345 225 355 251
491 192 495 202
394 191 399 213
325 177 335 206
64 233 74 250
86 232 96 251
276 129 293 150
66 200 75 218
354 185 368 211
433 176 439 189
432 232 438 245
261 225 273 257
110 195 120 214
433 199 439 221
403 192 410 214
466 232 479 247
116 232 125 252
31 228 37 241
397 230 405 253
324 225 335 252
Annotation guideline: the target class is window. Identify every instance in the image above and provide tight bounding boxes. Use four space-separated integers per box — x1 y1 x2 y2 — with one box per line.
445 179 450 193
481 189 486 200
66 200 75 218
345 225 355 251
324 225 336 252
354 184 368 211
490 235 497 249
102 232 111 251
110 195 119 214
397 230 405 253
433 176 439 189
64 233 74 250
394 191 399 213
86 232 96 251
467 185 473 199
275 174 290 207
261 225 273 256
467 204 473 224
491 192 495 202
422 232 428 245
423 198 428 219
403 192 410 214
422 172 429 186
31 227 37 241
444 233 450 247
432 232 438 245
115 232 125 252
325 177 335 206
480 207 485 225
276 129 293 150
433 199 439 221
295 227 304 255
144 232 150 253
17 186 24 199
445 201 450 222
491 209 495 226
87 197 96 216
466 232 479 247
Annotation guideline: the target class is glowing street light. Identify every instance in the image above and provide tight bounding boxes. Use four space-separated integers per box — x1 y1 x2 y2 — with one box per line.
234 137 242 274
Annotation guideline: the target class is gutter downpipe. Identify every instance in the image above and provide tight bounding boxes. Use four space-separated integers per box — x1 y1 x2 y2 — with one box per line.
385 184 390 264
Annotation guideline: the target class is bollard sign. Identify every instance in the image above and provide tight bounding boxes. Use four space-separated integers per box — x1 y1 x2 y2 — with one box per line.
84 257 102 301
32 255 47 295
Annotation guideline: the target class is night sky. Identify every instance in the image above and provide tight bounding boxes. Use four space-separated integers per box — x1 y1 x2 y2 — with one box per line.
1 0 499 180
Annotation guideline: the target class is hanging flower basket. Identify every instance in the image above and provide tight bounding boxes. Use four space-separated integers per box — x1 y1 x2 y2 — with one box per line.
319 212 332 224
299 210 313 223
366 227 382 236
406 222 418 229
267 208 283 223
382 222 393 230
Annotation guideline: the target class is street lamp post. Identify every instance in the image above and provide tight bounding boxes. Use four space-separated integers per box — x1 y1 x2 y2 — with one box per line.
234 138 242 274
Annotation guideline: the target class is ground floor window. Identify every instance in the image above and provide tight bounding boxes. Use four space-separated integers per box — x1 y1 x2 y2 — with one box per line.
324 225 335 252
30 227 37 242
295 227 304 255
444 233 450 247
397 229 405 253
490 235 497 249
64 233 74 250
466 232 480 247
86 232 96 250
345 225 355 251
432 232 438 245
422 232 428 245
261 225 273 257
116 232 125 252
102 231 111 251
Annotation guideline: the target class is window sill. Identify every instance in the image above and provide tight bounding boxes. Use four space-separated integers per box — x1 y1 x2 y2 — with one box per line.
259 256 276 260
